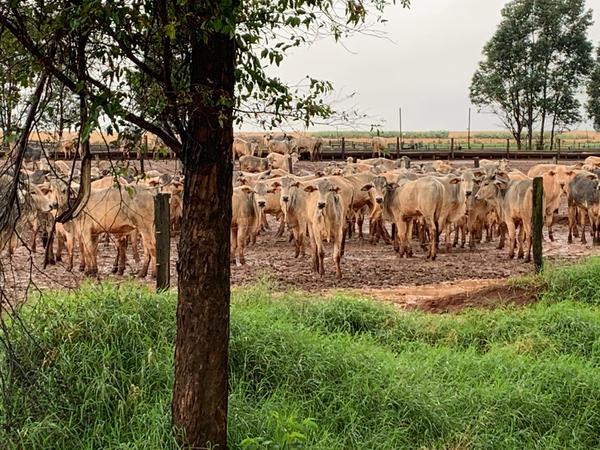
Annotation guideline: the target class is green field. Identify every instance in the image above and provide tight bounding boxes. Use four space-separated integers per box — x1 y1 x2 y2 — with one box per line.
2 259 600 449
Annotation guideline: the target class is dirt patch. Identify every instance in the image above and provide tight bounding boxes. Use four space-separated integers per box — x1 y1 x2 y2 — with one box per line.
352 279 542 314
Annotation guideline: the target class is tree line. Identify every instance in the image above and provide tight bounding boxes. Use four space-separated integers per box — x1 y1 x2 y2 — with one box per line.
470 0 600 150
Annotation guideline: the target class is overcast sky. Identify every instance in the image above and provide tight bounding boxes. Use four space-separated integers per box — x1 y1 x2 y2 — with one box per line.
241 0 600 132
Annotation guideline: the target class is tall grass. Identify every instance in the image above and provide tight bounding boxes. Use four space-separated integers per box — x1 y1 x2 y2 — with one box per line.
3 258 600 449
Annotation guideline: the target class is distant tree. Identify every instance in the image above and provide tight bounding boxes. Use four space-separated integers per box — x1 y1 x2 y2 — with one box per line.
0 30 34 148
588 46 600 132
470 0 593 150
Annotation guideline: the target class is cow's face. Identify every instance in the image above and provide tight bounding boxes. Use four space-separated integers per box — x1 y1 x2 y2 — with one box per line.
460 169 484 198
28 184 56 213
253 181 278 209
475 173 507 201
361 176 390 205
304 179 340 212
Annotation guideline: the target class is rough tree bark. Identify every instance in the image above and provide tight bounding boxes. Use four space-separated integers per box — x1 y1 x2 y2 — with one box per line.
171 2 236 448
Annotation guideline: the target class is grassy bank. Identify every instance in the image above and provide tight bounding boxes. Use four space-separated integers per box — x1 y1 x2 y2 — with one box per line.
2 258 600 449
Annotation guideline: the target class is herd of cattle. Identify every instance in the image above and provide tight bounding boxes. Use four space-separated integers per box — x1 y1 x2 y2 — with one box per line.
2 144 600 280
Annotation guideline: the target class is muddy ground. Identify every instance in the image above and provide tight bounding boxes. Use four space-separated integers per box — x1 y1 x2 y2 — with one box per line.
1 158 597 309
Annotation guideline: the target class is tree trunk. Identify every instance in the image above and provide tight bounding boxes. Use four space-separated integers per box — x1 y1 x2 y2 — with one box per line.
171 4 236 448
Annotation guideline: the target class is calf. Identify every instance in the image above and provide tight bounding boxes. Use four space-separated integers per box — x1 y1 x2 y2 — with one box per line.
231 186 259 265
475 173 536 261
272 176 309 257
302 177 353 278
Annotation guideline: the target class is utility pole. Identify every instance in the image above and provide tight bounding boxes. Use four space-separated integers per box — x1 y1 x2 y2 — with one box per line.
398 107 403 150
467 107 471 150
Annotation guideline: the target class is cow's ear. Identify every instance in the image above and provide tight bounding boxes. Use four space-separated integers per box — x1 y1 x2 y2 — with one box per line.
303 185 317 193
566 170 574 176
574 162 584 169
473 170 485 178
588 174 597 180
449 177 461 185
240 186 253 194
315 171 324 177
331 186 341 193
387 182 398 190
270 181 281 189
548 170 556 176
361 184 374 191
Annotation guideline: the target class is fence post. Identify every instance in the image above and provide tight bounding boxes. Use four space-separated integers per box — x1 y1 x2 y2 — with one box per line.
341 137 345 160
450 137 454 151
287 155 294 175
532 177 544 273
557 139 561 160
396 136 400 158
155 193 171 291
473 157 480 168
506 139 510 159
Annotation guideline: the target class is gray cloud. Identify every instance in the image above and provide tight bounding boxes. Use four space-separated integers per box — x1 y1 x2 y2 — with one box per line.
241 0 600 132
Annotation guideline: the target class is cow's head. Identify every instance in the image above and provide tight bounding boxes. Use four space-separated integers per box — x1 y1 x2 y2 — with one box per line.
274 177 300 211
475 172 508 201
361 176 394 205
304 179 340 211
460 169 485 198
253 181 278 209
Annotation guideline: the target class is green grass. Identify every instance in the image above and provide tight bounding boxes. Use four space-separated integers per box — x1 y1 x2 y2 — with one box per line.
3 258 600 449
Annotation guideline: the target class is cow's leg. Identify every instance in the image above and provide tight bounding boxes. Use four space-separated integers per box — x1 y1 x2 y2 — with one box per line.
130 231 140 264
333 231 343 279
547 213 555 242
506 221 516 259
580 208 587 244
524 224 532 262
84 234 99 277
239 226 249 265
517 225 524 259
79 235 87 272
30 219 38 253
572 208 580 238
275 216 285 238
56 231 65 262
444 222 453 252
568 205 576 244
66 232 74 272
357 212 364 241
497 223 506 250
231 227 239 265
112 236 123 274
460 223 466 248
453 224 459 247
426 219 438 260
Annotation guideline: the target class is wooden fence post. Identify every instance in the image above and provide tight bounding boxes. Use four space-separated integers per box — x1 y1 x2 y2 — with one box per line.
341 137 345 160
155 193 171 291
287 155 294 175
473 157 479 168
396 136 400 158
532 177 544 273
506 139 510 159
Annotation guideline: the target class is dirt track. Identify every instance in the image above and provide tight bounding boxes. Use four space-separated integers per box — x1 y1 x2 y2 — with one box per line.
2 158 598 307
